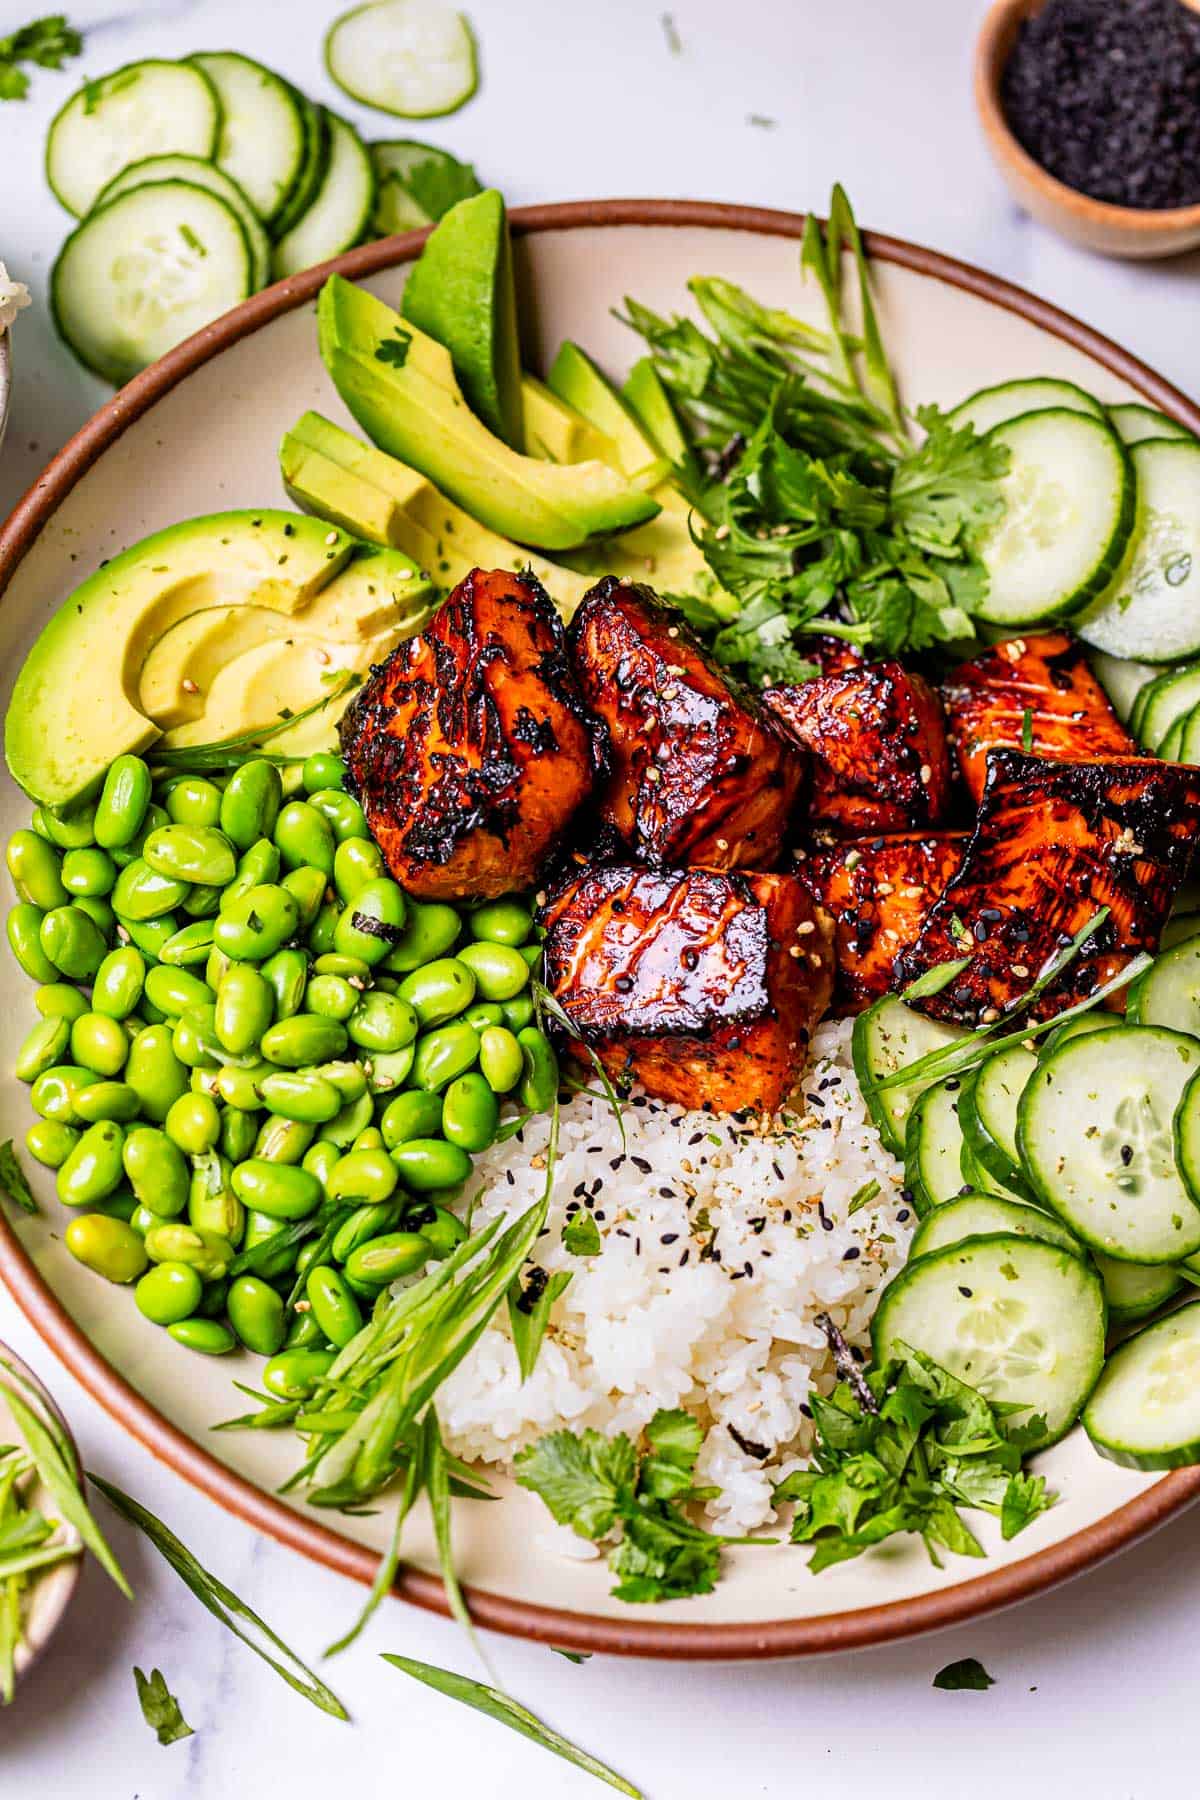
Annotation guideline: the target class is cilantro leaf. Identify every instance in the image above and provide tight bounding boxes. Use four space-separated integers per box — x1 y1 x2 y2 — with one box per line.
401 151 482 222
0 15 82 100
563 1213 601 1256
375 326 412 368
133 1666 194 1745
933 1657 995 1691
514 1427 634 1539
0 1141 37 1215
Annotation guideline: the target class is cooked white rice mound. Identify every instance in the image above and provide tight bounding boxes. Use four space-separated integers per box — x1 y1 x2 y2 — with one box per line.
437 1019 911 1536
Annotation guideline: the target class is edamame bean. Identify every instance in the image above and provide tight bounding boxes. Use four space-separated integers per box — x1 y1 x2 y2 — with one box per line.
220 761 283 851
94 756 152 849
93 1190 139 1224
109 802 168 872
283 1308 325 1350
411 1021 480 1091
259 1069 341 1123
7 904 58 982
144 824 236 887
479 1025 523 1093
213 885 300 962
366 1045 415 1095
73 895 115 939
313 953 370 981
462 1001 504 1032
397 958 476 1028
391 1138 472 1193
420 1205 468 1258
262 1348 335 1400
330 1201 401 1262
306 1264 362 1348
332 836 385 904
220 1106 259 1163
123 1126 190 1218
121 914 179 962
254 1115 316 1165
189 1152 244 1242
7 830 67 910
345 1232 429 1285
60 847 116 898
166 1091 221 1154
302 752 344 794
346 991 418 1054
308 788 368 844
222 838 283 912
230 1159 321 1220
168 1318 236 1355
227 1274 286 1355
214 963 273 1055
164 777 222 828
274 800 334 877
261 947 308 1020
69 1011 128 1078
214 1060 268 1111
37 804 96 850
180 883 220 922
145 964 215 1021
57 1121 125 1206
326 1147 398 1204
31 1063 98 1124
305 973 358 1021
65 1213 147 1283
380 1090 443 1148
159 919 215 967
112 860 190 922
317 1088 374 1147
302 1140 341 1190
519 944 543 971
92 946 146 1019
307 901 340 955
135 1261 203 1326
469 898 533 947
383 899 461 972
35 982 89 1023
16 1015 70 1081
333 878 406 967
172 1004 224 1071
74 1081 140 1124
518 1027 559 1112
125 1023 189 1121
26 1118 79 1169
500 994 535 1031
456 940 530 1002
352 1127 384 1154
260 1013 347 1068
40 904 107 980
240 1208 296 1280
442 1072 499 1152
143 1222 234 1279
281 865 327 929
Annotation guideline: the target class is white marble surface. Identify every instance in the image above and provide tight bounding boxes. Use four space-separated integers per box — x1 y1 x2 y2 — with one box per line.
1 0 1198 1793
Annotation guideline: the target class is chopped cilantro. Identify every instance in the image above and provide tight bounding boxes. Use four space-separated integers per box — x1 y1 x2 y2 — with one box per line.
0 15 82 101
375 326 412 368
933 1657 995 1691
133 1666 194 1745
563 1213 601 1256
0 1141 36 1215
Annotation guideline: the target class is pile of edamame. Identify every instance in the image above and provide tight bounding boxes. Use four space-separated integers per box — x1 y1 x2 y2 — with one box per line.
6 748 557 1396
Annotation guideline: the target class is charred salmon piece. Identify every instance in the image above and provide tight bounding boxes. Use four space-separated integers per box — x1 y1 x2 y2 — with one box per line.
762 663 952 838
895 750 1200 1026
339 567 596 902
541 863 833 1113
942 631 1135 804
567 577 804 871
801 831 968 1014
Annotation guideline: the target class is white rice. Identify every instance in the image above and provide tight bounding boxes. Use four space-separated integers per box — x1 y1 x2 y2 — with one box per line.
437 1019 911 1536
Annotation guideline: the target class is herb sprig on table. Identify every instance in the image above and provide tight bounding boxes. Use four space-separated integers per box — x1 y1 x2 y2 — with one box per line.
621 185 1009 683
0 14 81 100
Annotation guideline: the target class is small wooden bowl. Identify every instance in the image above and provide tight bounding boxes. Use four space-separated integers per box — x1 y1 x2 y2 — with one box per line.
0 1345 83 1696
976 0 1200 259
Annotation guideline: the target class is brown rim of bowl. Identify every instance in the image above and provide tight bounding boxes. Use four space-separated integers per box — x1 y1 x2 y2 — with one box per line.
975 0 1200 235
2 197 1200 1662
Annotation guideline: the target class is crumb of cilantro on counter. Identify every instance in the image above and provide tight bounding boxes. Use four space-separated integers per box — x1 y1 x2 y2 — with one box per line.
933 1658 995 1691
0 15 82 102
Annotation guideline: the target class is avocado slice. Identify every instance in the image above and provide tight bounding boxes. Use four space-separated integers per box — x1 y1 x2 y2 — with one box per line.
622 356 706 494
280 410 596 612
317 274 659 551
521 375 619 468
400 189 525 452
548 341 667 482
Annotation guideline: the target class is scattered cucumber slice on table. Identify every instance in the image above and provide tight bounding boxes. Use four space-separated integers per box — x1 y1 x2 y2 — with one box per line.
51 183 254 385
1107 402 1197 447
908 1193 1085 1262
273 113 375 280
959 1044 1037 1190
326 0 479 118
1084 1301 1200 1468
851 995 965 1158
947 376 1104 434
1126 937 1200 1033
1078 439 1200 661
46 59 222 217
188 51 307 229
1093 1253 1182 1325
904 1077 971 1216
972 409 1134 626
94 157 271 291
1088 649 1160 729
370 140 481 234
1018 1024 1200 1263
872 1234 1107 1449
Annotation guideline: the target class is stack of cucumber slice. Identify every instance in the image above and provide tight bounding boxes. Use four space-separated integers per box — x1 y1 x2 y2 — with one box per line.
855 920 1200 1471
46 21 481 384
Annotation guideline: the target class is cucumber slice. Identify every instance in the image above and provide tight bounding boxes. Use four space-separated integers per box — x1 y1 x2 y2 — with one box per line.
95 155 270 291
1127 660 1200 753
1126 937 1200 1033
326 0 478 118
1084 1300 1200 1468
1178 703 1200 766
909 1193 1085 1262
947 377 1104 436
273 114 375 280
960 1139 1032 1205
1172 1067 1200 1209
1079 440 1200 662
1160 708 1192 762
1107 403 1197 448
270 95 330 242
1038 1011 1121 1058
974 409 1134 626
904 1078 971 1216
851 995 966 1158
1089 649 1160 728
370 140 481 234
188 52 306 229
46 60 221 218
1162 911 1200 950
872 1234 1106 1447
961 1044 1037 1188
1093 1252 1182 1324
1019 1024 1200 1263
51 182 252 385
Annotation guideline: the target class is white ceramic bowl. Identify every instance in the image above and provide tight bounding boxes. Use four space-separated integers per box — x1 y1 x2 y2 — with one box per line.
0 1343 82 1693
